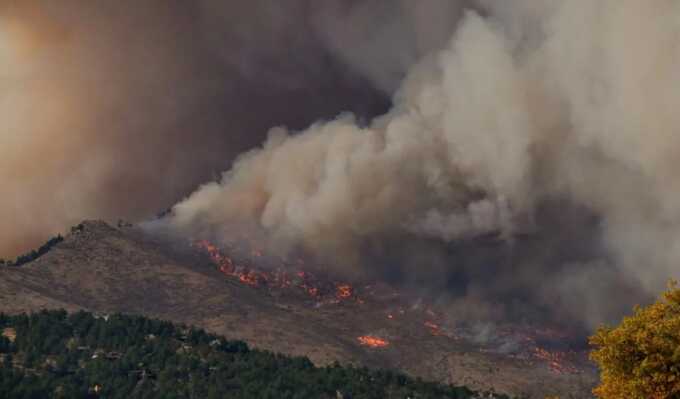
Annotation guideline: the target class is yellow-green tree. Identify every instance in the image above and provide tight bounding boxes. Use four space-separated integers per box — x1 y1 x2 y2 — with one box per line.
590 281 680 398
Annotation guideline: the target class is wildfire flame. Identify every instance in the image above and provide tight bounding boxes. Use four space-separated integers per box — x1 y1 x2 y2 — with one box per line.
357 335 389 348
193 239 361 303
336 284 352 299
532 347 580 374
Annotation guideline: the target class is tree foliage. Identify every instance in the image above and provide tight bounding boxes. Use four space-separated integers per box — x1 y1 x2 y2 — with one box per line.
0 235 64 267
590 281 680 398
0 310 504 399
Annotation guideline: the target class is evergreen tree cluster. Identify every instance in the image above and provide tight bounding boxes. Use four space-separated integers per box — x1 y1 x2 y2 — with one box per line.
0 310 508 399
0 235 64 267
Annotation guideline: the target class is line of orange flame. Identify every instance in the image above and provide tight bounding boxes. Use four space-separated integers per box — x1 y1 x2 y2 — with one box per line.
357 335 389 348
194 240 360 302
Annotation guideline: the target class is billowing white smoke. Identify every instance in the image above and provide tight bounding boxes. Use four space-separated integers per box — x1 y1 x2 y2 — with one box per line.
171 1 680 325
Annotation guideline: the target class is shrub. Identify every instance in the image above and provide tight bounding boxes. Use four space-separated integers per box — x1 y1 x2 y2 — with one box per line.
590 281 680 398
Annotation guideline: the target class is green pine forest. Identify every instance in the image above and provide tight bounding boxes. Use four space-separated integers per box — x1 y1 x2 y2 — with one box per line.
0 310 508 399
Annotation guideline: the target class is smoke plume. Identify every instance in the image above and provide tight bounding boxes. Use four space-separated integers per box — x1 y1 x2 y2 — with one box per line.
3 0 433 256
170 1 680 329
4 1 679 329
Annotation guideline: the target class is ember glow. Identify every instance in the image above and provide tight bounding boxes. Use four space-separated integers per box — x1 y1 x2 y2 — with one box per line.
335 284 352 299
533 347 580 375
488 326 584 375
357 336 389 348
194 240 266 287
424 321 444 336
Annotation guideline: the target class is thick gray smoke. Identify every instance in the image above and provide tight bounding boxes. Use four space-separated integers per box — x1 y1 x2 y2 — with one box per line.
171 1 680 329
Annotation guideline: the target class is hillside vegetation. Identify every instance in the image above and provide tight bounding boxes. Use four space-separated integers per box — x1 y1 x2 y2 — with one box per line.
0 310 507 399
0 234 64 267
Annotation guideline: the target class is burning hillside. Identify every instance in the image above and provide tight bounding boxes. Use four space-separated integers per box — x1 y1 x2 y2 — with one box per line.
0 220 597 397
4 3 677 382
190 235 589 380
192 239 364 305
9 2 680 397
2 0 678 374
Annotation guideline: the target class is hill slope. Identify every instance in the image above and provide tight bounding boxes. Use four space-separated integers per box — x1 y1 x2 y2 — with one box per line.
0 221 597 398
0 310 491 399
